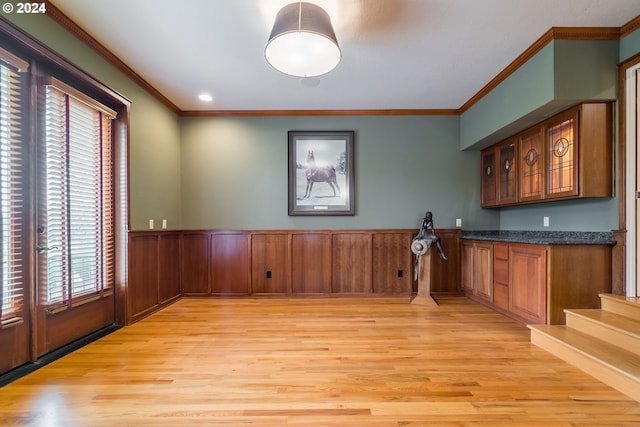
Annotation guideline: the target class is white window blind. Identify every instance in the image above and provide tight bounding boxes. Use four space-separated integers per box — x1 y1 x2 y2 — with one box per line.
44 82 115 306
0 52 27 326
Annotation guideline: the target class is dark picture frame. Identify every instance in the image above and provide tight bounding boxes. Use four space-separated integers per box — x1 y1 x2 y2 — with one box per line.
288 130 355 216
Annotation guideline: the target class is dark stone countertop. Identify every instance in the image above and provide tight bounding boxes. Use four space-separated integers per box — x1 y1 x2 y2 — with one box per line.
460 230 616 245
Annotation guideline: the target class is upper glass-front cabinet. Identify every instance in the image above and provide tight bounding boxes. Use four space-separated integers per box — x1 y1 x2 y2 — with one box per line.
546 110 578 199
479 102 612 208
480 150 497 207
518 127 544 202
498 139 517 205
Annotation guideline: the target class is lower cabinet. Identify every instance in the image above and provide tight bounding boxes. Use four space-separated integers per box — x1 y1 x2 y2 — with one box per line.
461 241 493 303
462 239 611 325
508 244 547 324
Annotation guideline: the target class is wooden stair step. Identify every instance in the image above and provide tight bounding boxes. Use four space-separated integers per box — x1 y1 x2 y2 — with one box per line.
565 309 640 356
529 324 640 402
599 293 640 319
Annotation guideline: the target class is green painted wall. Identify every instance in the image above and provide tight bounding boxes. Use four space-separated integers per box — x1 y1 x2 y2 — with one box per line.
5 14 183 231
460 40 618 151
180 115 497 230
620 26 640 62
6 14 632 233
460 44 555 151
459 38 620 232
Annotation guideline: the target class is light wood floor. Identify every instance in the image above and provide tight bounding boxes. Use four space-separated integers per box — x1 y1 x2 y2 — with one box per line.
2 297 640 426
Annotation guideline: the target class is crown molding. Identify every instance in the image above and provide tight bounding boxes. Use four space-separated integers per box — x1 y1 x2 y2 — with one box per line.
45 0 180 114
458 26 620 114
180 109 459 117
44 2 637 117
621 14 640 38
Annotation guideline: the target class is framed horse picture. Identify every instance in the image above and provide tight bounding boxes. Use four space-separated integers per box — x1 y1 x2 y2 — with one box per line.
288 130 355 216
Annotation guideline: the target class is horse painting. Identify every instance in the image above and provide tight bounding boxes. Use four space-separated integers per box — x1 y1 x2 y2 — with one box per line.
303 150 341 198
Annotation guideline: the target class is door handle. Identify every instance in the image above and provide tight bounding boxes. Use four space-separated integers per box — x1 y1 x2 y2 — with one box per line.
36 245 58 254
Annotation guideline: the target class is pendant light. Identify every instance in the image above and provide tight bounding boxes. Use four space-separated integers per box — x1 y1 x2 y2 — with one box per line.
265 2 341 77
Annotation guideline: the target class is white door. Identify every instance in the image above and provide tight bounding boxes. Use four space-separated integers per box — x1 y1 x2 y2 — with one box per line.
626 64 640 297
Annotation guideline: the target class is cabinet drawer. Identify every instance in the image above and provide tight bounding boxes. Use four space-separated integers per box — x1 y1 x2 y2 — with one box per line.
494 259 508 284
494 243 509 261
494 283 508 310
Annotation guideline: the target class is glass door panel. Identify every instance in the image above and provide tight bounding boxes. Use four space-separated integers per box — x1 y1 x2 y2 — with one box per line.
547 113 578 198
519 128 544 202
498 139 517 205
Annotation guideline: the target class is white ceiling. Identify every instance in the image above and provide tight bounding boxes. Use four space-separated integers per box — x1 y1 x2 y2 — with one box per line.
50 0 640 112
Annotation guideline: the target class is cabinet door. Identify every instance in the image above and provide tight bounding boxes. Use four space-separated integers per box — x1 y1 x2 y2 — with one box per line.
461 242 475 293
480 148 497 207
546 109 578 199
475 243 493 302
519 127 544 202
509 245 547 324
497 138 518 205
251 234 291 294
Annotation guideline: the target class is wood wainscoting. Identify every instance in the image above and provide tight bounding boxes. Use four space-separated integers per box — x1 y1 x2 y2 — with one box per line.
127 229 461 324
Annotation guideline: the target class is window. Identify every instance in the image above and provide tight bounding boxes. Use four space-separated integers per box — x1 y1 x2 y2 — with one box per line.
0 50 27 326
42 79 116 307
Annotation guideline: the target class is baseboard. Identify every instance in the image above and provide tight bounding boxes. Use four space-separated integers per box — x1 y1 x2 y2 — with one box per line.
0 323 120 388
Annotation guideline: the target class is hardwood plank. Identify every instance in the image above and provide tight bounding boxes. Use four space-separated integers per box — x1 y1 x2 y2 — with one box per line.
530 324 640 403
1 298 640 426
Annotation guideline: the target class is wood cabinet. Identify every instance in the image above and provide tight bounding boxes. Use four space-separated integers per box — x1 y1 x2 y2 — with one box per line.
498 138 518 205
508 244 547 324
518 127 544 202
461 240 493 303
480 138 517 207
481 102 612 208
462 239 612 325
481 149 497 207
492 243 509 310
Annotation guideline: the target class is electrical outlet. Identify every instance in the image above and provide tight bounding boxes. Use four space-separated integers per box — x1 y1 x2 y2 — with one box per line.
456 218 462 227
162 219 167 229
543 216 549 227
148 219 154 229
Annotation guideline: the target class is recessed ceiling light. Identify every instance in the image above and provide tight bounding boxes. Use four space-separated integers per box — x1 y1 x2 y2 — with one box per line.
198 93 213 102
